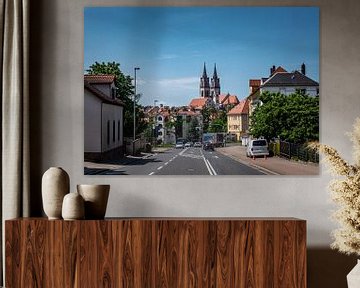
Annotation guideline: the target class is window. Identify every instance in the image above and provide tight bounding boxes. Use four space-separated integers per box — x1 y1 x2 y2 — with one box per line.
158 124 163 129
107 121 110 145
158 131 163 136
111 88 116 99
158 116 163 121
118 120 120 141
113 121 115 142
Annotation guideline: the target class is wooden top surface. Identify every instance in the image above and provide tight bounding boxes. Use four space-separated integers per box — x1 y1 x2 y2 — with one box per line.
6 217 305 222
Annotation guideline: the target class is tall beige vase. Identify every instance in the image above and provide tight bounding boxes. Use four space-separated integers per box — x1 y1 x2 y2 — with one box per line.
77 184 110 219
42 167 70 219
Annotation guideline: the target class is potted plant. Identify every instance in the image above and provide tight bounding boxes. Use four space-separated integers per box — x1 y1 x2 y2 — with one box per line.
311 118 360 287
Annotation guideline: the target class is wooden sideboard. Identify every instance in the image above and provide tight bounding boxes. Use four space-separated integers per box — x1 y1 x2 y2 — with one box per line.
5 218 306 287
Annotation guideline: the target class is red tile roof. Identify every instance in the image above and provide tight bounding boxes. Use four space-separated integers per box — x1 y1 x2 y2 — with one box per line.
272 66 287 75
84 74 115 84
227 99 249 115
178 110 201 116
189 98 209 109
218 94 239 105
84 81 124 106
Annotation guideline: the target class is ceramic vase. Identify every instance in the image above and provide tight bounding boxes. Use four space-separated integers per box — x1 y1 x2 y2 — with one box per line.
77 184 110 219
62 192 85 220
347 259 360 288
42 167 70 219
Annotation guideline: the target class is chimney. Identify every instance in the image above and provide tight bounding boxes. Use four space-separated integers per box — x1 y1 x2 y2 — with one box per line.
270 65 276 75
301 63 306 75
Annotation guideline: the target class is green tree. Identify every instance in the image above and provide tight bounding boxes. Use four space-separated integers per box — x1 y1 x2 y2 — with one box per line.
86 61 148 138
250 91 319 143
187 117 200 141
201 105 217 133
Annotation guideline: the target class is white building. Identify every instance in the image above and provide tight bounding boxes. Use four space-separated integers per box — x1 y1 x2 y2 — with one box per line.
154 111 176 145
260 64 319 97
84 75 124 161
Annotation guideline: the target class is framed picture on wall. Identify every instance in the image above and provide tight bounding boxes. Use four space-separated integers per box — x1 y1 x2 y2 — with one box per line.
83 6 319 176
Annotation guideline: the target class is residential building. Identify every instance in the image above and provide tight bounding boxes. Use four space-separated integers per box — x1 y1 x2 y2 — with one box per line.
84 74 124 160
260 64 319 96
227 99 250 142
189 97 213 111
218 93 240 108
154 110 176 145
176 110 203 141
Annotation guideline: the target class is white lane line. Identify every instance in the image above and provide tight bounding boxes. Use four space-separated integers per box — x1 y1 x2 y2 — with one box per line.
200 148 218 175
203 157 213 175
214 156 219 159
179 148 189 156
149 172 155 175
206 159 218 175
157 166 163 170
164 162 169 165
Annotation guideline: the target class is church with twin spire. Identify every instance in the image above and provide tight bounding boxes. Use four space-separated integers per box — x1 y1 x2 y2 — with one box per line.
199 62 221 104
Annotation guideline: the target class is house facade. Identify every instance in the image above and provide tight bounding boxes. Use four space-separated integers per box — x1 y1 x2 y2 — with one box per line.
154 111 176 145
260 64 319 96
227 99 249 142
84 74 124 161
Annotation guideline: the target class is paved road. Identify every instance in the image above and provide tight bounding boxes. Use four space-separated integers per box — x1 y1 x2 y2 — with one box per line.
85 147 265 175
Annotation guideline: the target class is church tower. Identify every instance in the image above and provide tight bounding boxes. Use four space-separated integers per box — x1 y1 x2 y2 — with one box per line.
210 63 220 104
200 63 210 98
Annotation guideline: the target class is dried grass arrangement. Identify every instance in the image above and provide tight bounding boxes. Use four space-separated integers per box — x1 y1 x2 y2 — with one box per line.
310 118 360 256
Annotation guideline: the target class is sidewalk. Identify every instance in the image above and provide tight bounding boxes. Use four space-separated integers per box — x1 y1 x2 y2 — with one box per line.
217 145 319 175
84 147 172 173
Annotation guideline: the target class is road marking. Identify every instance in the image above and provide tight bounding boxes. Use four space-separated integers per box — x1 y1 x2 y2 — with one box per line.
164 162 169 165
203 157 213 175
179 148 189 156
214 156 219 159
149 172 155 175
206 159 218 175
157 166 163 170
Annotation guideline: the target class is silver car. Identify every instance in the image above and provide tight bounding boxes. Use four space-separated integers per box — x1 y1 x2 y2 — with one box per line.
175 141 184 149
246 139 269 158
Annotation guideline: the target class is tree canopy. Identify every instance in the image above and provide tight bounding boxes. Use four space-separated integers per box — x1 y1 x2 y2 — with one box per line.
249 91 319 143
86 61 148 138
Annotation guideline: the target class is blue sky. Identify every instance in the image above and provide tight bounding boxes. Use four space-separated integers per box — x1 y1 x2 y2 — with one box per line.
84 6 319 106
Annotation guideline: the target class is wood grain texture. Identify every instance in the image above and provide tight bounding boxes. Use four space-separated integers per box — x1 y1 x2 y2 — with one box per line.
5 218 306 288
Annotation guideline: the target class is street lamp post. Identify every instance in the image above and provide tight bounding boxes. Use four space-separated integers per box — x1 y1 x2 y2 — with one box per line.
133 67 140 155
133 67 140 142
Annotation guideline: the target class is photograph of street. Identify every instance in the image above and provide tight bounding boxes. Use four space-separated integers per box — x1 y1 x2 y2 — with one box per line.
84 6 319 175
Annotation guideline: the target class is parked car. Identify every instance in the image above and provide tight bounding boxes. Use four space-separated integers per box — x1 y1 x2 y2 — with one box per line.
203 141 214 151
246 139 269 158
175 141 185 149
194 142 202 148
185 142 192 148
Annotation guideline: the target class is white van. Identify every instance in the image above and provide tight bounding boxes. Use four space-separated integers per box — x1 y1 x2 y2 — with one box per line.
246 139 269 158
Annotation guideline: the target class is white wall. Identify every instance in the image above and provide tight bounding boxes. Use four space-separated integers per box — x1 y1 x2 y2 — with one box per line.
261 86 319 96
30 1 360 281
84 90 102 152
102 103 123 152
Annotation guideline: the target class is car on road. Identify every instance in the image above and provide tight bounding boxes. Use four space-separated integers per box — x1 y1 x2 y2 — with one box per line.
185 142 192 148
246 139 269 158
194 142 202 148
203 141 214 151
175 141 185 149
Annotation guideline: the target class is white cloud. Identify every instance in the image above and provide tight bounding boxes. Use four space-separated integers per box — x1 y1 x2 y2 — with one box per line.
157 54 179 60
156 77 198 90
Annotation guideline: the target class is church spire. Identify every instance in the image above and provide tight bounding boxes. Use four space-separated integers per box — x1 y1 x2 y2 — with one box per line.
200 62 210 98
202 62 208 78
213 63 218 78
211 63 220 103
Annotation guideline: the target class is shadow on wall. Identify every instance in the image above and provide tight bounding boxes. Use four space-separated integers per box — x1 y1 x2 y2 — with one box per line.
308 248 357 288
